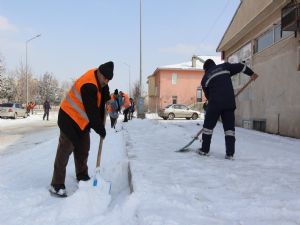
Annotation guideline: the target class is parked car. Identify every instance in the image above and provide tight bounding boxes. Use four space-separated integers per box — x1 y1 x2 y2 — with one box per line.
0 103 28 119
158 104 200 120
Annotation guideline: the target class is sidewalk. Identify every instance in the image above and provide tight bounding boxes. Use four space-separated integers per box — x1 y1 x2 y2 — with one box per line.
124 116 300 225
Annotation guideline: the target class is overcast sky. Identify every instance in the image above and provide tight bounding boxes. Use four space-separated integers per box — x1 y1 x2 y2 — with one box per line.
0 0 240 94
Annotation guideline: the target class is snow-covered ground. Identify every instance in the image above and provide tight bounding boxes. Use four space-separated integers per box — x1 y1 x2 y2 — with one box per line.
0 113 300 225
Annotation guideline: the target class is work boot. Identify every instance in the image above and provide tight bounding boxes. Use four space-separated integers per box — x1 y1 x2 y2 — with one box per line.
197 148 210 156
225 155 234 160
77 174 90 182
49 184 67 197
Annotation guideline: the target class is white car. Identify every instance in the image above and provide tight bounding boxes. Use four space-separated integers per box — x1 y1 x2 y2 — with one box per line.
158 104 200 120
0 103 28 119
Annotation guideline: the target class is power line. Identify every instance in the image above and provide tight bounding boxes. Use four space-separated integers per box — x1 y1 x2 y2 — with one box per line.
199 0 231 45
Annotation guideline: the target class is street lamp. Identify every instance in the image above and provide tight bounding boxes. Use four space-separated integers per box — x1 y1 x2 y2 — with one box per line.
123 62 131 96
137 0 145 118
25 34 41 105
139 0 142 94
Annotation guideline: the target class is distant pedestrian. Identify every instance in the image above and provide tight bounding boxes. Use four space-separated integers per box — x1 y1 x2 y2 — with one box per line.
119 91 130 122
26 102 31 114
128 98 135 120
107 89 120 128
30 102 36 115
202 100 208 116
43 99 51 120
198 59 258 160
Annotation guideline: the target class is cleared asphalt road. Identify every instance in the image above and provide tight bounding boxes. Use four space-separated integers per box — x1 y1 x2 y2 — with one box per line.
0 112 58 155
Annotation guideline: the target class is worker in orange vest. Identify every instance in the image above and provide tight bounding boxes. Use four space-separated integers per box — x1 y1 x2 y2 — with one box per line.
119 91 131 122
49 61 114 197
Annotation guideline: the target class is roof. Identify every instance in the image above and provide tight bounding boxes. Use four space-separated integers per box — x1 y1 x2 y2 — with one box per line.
217 0 288 52
158 55 223 70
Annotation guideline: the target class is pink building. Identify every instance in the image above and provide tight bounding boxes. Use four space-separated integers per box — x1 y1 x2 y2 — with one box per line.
147 55 222 112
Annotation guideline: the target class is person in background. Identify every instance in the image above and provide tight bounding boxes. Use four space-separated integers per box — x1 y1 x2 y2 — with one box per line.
202 100 208 116
107 89 120 129
26 102 31 115
198 59 258 160
119 91 131 122
43 99 51 120
30 101 36 115
49 61 113 197
128 98 135 120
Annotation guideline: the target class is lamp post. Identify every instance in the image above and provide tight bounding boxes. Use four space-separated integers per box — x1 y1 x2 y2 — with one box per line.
139 0 142 94
137 0 145 118
123 62 131 96
25 34 41 105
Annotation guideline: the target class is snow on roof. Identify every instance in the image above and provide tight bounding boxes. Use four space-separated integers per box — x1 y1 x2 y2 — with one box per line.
159 55 223 70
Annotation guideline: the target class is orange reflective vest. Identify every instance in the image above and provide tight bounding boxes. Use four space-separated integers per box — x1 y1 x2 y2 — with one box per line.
121 93 130 108
61 69 101 130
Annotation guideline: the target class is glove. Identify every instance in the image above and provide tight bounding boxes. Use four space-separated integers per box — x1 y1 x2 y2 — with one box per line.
98 125 106 138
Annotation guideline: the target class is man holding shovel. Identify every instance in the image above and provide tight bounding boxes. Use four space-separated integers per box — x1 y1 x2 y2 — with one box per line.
49 61 113 197
198 59 258 159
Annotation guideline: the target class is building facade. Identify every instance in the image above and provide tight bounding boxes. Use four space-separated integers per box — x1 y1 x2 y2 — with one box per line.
147 56 222 112
217 0 300 138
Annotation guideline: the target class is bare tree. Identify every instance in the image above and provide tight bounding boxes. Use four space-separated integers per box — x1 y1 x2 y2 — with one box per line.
38 72 59 103
3 72 17 102
131 80 141 102
13 62 28 103
0 55 6 99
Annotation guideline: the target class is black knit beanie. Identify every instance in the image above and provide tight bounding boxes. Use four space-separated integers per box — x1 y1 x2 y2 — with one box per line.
98 61 114 80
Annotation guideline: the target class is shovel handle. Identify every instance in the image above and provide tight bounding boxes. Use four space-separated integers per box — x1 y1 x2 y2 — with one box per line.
95 107 108 168
96 137 104 168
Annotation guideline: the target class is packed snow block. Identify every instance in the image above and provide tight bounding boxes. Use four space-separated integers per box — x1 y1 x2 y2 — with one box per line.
128 163 134 193
61 180 111 219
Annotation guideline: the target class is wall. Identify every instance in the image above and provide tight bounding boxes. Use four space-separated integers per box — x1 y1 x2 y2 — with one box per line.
158 69 203 109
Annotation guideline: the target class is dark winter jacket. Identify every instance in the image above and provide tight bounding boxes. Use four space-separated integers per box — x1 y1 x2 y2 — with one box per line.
58 74 110 148
201 62 254 110
130 102 135 112
43 101 51 112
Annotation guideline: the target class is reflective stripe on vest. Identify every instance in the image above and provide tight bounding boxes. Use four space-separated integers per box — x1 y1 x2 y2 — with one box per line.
205 70 230 87
65 92 89 121
61 69 101 130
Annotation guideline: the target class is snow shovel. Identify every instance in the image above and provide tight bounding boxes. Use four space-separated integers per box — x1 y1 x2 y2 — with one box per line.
176 77 257 152
93 110 111 193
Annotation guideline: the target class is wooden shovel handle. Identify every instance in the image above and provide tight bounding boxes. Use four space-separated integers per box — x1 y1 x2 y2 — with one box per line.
95 107 108 168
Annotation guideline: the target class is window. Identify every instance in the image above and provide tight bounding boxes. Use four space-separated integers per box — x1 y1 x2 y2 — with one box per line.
179 105 187 110
172 96 177 104
172 73 177 85
196 87 202 102
255 24 294 53
298 46 300 71
274 25 281 42
256 29 273 52
228 42 252 87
